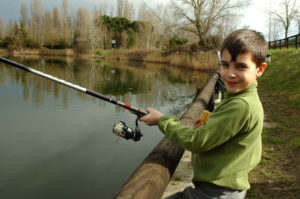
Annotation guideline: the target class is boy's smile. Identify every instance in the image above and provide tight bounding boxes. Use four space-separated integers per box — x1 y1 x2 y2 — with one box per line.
220 49 266 94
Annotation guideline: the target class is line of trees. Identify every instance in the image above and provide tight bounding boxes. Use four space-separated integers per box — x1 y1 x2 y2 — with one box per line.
0 0 250 53
1 0 298 53
0 0 174 53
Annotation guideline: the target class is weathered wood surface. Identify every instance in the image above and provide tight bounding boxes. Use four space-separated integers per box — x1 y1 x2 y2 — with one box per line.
113 77 217 199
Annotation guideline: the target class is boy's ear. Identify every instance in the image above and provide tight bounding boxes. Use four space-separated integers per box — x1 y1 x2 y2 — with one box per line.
256 62 267 77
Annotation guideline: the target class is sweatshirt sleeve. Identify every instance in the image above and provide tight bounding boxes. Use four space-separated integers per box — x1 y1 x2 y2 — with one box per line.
157 98 250 153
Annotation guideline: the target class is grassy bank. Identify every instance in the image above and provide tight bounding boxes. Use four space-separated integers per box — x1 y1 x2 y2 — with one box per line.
0 48 95 58
248 48 300 199
260 49 300 108
1 48 219 70
101 48 219 70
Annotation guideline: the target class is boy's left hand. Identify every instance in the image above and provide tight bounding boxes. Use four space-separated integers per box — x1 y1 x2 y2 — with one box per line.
194 110 210 129
140 108 164 126
194 121 206 129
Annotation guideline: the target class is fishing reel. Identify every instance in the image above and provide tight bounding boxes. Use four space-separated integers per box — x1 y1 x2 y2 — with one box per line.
112 117 143 142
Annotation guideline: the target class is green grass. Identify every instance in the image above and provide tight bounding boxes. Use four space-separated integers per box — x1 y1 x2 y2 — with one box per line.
262 135 286 144
259 48 300 108
287 136 300 147
96 49 114 55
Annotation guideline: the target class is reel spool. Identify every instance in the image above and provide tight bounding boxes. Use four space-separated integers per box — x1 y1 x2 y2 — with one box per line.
112 117 142 142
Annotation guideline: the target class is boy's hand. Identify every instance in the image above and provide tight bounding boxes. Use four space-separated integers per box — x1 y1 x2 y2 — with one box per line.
140 108 163 126
194 110 210 129
194 121 206 129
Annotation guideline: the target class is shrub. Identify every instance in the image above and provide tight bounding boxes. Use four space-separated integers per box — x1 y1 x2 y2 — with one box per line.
168 36 188 49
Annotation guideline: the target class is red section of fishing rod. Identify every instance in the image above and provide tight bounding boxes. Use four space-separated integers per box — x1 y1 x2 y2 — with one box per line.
85 89 147 117
0 56 147 117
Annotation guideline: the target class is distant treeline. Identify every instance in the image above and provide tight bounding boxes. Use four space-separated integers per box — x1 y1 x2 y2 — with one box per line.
1 0 251 55
0 0 190 54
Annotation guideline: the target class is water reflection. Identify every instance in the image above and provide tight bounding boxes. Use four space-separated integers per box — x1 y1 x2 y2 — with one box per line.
0 57 210 113
0 56 210 199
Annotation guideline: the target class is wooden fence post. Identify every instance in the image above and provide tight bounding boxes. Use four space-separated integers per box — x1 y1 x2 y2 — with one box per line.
280 40 282 49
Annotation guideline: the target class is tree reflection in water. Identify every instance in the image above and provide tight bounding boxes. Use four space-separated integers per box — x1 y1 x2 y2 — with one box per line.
0 57 210 116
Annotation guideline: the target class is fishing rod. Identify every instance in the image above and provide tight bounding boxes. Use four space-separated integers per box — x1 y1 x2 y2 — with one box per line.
0 56 146 142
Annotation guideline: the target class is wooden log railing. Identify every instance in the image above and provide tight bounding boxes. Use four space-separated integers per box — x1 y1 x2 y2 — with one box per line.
113 76 217 199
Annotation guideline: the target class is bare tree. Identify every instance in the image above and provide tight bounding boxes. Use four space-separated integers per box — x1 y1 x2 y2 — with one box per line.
43 10 53 47
61 0 72 47
92 7 105 51
103 4 108 16
170 0 249 42
8 20 15 38
74 8 96 53
137 3 156 49
62 0 68 20
217 16 237 39
124 0 135 20
31 0 43 46
117 0 124 17
116 0 135 20
266 0 283 41
136 2 177 49
267 0 272 41
53 6 62 32
0 17 5 39
271 0 299 39
270 17 282 41
99 0 108 16
20 2 30 26
297 14 300 33
51 6 62 47
149 3 174 37
110 6 114 17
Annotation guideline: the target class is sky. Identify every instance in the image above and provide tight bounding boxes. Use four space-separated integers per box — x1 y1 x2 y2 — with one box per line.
0 0 167 21
0 0 298 40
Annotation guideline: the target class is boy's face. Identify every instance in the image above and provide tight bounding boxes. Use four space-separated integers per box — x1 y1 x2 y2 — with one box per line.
220 48 267 94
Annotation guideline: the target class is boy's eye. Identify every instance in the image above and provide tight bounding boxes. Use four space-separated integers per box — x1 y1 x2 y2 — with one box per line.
221 62 229 67
238 64 247 69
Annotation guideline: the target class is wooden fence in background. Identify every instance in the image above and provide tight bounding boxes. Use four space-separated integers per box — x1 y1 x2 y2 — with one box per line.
269 34 300 49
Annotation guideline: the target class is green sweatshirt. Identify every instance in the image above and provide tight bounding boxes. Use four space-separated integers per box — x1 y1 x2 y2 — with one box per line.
158 81 263 190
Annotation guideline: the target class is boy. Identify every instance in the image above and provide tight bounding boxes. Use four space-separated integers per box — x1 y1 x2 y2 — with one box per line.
140 29 268 199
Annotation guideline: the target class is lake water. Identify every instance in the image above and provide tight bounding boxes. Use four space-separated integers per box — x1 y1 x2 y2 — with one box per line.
0 56 210 199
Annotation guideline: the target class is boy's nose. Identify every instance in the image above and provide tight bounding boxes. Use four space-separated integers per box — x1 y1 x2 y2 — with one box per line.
227 68 236 77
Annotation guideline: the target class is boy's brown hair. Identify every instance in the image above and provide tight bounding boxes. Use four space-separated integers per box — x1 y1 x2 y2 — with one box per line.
221 29 268 67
